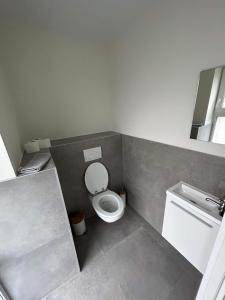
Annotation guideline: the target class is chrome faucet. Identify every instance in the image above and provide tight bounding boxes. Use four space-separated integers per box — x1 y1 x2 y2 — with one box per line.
205 197 225 217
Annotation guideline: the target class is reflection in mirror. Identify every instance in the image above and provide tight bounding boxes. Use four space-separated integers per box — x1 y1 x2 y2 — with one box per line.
190 66 225 145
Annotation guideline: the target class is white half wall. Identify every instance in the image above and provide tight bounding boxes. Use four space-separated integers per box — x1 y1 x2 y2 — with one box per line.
0 134 16 181
0 23 113 142
110 0 225 157
0 66 22 172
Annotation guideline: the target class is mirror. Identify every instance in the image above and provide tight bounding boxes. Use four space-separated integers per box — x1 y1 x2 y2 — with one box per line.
190 66 225 145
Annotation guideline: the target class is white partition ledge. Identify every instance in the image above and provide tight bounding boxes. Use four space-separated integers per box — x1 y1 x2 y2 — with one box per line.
0 134 16 182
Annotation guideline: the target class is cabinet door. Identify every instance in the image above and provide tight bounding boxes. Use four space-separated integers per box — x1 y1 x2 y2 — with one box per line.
162 197 219 273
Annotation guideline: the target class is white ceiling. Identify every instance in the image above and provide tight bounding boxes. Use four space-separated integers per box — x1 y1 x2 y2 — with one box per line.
0 0 151 40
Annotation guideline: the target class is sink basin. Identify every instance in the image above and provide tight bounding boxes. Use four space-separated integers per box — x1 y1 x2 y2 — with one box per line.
167 181 222 221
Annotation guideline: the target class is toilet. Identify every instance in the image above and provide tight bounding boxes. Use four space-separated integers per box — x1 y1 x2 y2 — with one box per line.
84 162 125 223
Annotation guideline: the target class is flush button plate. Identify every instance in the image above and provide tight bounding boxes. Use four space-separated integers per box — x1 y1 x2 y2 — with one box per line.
83 146 102 162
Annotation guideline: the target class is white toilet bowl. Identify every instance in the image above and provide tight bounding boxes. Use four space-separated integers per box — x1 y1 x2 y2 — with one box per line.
85 162 125 223
91 190 125 223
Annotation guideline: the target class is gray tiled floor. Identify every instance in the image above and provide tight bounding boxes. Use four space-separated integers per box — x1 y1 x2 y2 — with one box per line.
44 207 202 300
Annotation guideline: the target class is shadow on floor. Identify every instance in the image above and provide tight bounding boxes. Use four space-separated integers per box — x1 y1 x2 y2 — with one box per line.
71 206 202 300
74 206 145 270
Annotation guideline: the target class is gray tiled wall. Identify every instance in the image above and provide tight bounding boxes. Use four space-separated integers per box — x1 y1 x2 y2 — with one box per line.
50 132 123 217
122 135 225 233
1 131 224 299
0 165 79 300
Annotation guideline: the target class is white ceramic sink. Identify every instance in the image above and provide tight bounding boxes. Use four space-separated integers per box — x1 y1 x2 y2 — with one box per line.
168 181 221 221
163 181 222 273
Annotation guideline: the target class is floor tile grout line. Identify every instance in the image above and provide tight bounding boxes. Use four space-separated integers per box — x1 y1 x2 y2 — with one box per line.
40 271 78 300
100 225 144 255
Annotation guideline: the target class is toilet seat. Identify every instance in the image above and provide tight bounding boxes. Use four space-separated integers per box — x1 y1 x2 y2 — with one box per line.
85 162 108 195
84 162 125 223
92 190 125 222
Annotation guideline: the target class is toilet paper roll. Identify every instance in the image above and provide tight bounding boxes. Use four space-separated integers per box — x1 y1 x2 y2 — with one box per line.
24 141 40 153
33 138 51 149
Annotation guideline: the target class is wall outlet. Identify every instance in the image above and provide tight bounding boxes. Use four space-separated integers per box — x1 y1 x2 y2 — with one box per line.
83 146 102 162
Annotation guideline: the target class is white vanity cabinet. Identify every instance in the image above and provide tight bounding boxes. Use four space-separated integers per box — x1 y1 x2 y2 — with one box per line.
162 182 221 274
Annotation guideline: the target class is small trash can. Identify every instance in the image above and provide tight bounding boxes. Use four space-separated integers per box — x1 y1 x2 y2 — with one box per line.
70 212 86 236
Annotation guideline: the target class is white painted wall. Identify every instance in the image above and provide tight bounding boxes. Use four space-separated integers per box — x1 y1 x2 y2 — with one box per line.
2 0 225 159
0 23 113 142
0 66 22 173
110 0 225 157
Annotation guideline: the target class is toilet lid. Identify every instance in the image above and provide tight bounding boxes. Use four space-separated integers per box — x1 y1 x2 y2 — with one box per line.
85 162 108 195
